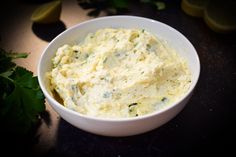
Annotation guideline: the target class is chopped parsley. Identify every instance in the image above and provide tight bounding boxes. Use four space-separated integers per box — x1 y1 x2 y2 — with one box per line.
128 103 138 107
161 97 167 102
103 91 111 98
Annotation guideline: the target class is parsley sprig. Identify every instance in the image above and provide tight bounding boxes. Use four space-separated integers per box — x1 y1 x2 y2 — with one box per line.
77 0 166 16
0 48 45 134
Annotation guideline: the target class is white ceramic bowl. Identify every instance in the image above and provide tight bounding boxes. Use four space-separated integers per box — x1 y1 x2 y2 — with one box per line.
38 16 200 137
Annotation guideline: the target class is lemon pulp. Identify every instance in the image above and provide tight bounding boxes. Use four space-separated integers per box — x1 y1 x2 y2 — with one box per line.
181 0 209 17
31 0 62 24
204 0 236 33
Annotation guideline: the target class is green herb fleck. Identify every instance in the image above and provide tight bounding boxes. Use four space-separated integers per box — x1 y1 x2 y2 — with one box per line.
146 44 151 50
85 53 89 59
103 57 108 63
71 85 77 91
161 97 167 102
103 92 111 98
115 52 122 57
128 103 138 107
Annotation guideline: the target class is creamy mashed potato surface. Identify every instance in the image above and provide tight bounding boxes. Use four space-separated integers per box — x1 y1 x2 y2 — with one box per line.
47 28 191 118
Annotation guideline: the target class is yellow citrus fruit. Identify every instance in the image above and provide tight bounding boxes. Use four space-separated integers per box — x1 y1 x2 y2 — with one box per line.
204 0 236 33
31 0 62 24
181 0 209 17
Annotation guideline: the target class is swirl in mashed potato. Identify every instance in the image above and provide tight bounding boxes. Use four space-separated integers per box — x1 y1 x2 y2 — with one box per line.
47 28 191 118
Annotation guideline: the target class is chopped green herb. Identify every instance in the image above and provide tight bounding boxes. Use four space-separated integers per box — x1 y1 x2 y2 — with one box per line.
103 92 111 98
103 57 108 63
142 29 145 33
128 103 138 107
71 85 77 91
146 44 151 50
161 97 167 102
115 53 121 57
85 53 89 59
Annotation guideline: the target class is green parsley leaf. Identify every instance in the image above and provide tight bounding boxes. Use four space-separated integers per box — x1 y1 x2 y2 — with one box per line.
0 48 28 73
0 49 45 134
110 0 128 9
155 1 166 10
0 48 16 73
140 0 152 3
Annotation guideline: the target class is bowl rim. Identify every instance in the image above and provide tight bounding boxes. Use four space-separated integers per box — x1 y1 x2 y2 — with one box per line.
38 15 200 122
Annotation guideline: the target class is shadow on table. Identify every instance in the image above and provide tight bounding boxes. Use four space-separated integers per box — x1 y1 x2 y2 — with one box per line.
45 118 170 157
1 111 51 157
43 111 221 157
32 21 66 42
43 96 235 157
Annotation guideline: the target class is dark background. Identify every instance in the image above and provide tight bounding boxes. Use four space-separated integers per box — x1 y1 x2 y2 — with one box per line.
1 0 236 156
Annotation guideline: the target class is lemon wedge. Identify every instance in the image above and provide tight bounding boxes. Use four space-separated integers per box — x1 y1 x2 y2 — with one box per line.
31 0 62 24
181 0 209 17
204 0 236 33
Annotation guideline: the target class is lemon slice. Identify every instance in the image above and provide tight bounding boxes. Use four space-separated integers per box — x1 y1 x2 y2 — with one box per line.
204 0 236 33
181 0 209 17
31 0 62 24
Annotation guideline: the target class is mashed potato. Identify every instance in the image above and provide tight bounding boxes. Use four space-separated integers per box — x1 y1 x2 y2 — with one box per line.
47 28 191 118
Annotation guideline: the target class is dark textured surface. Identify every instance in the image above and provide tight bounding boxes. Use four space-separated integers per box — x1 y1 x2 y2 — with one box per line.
45 2 236 157
1 0 236 156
